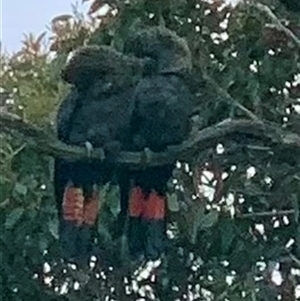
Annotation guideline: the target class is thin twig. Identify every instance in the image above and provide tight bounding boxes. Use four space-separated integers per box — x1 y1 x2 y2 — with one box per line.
202 73 260 121
236 209 295 219
288 253 300 269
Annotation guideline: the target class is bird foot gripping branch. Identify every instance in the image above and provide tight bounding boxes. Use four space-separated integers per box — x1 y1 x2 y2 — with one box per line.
84 141 94 159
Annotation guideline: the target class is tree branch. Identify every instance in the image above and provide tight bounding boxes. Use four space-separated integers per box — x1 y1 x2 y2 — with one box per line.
1 111 300 167
251 1 300 49
202 74 260 121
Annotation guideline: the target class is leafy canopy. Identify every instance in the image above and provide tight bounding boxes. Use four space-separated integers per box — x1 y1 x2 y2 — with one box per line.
0 0 299 300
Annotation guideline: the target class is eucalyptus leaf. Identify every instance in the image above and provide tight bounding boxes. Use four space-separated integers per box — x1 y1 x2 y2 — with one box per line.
5 208 24 229
198 210 219 230
14 182 28 196
167 193 180 212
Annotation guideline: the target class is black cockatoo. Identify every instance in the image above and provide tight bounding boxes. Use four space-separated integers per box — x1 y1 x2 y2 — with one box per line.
55 45 150 263
119 27 194 261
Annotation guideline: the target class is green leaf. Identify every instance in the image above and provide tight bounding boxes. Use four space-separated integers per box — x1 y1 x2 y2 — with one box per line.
221 220 236 254
104 185 120 217
38 237 48 253
291 193 299 223
48 219 58 239
188 202 205 244
167 193 179 212
5 208 24 229
198 210 219 230
14 182 28 196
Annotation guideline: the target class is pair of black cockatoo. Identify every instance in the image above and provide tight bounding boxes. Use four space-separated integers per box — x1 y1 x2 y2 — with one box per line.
55 26 194 264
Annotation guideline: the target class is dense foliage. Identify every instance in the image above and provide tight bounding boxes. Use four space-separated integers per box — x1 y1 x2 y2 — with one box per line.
0 0 299 300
